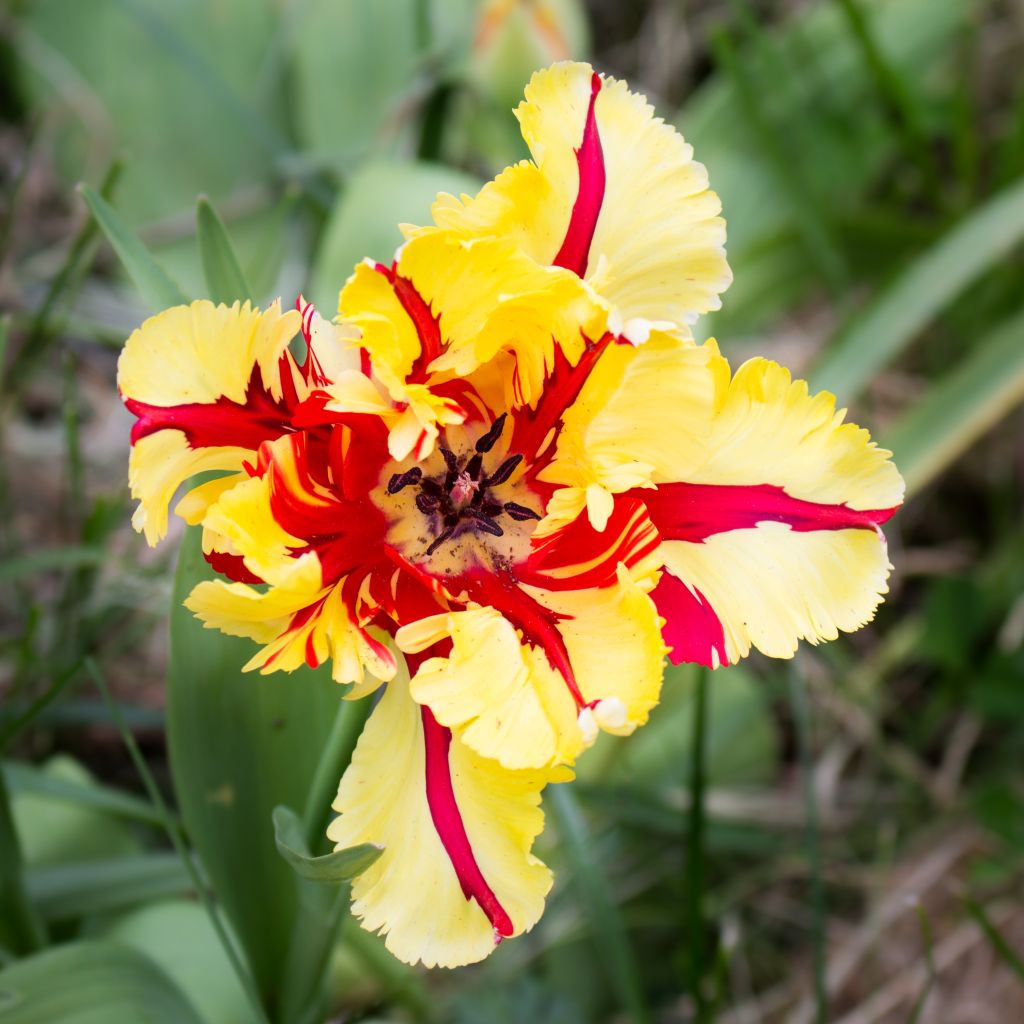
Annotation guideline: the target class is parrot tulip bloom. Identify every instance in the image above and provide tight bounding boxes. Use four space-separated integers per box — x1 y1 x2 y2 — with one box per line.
118 62 902 968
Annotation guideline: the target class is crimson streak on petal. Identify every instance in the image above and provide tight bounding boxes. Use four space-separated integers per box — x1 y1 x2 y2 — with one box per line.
651 571 729 669
641 482 900 542
421 704 514 942
552 71 605 277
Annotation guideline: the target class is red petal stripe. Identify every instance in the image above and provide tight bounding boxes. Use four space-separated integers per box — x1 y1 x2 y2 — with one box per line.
641 482 899 542
651 572 729 669
421 704 514 941
552 71 605 277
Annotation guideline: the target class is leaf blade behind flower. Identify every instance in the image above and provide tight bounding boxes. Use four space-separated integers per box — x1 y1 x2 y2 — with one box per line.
272 804 381 884
196 197 255 305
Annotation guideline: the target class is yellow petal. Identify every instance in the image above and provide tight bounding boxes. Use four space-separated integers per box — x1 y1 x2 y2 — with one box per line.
118 299 301 407
328 668 553 968
433 61 731 330
128 432 250 545
674 356 905 509
659 524 893 663
524 561 667 739
539 333 723 504
396 230 608 407
401 607 582 770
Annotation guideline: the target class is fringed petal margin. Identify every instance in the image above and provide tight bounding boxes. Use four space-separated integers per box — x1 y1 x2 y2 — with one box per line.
431 61 731 336
328 667 553 968
117 299 303 543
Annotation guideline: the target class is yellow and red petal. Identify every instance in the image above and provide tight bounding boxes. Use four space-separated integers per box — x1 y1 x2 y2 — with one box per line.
536 333 723 530
118 299 303 543
636 357 903 666
431 61 731 333
328 668 552 968
396 230 608 408
398 606 582 770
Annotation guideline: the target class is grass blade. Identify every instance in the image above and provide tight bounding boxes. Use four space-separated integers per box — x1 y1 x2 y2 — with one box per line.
709 26 849 294
78 185 187 311
831 0 941 203
790 666 827 1024
547 784 652 1024
685 667 710 1019
810 176 1024 401
963 894 1024 986
882 306 1024 496
196 196 254 305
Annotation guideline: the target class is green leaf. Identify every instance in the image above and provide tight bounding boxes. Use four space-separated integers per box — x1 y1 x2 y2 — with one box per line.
0 940 204 1024
25 853 192 921
810 177 1024 401
290 0 425 169
103 901 253 1024
196 197 254 305
310 160 481 311
547 786 651 1024
4 757 164 829
272 805 381 884
0 769 45 956
167 527 347 1007
21 0 281 227
78 185 186 311
0 546 106 583
882 306 1024 496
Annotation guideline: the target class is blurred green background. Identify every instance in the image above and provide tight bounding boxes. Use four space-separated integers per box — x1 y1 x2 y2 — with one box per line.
2 0 1024 1021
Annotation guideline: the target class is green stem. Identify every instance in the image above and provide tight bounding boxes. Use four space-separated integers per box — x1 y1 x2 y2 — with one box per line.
685 667 710 1021
789 667 827 1024
301 696 371 857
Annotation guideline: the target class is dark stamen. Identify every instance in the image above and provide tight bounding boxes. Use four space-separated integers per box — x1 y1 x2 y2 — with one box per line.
485 453 523 487
504 501 542 521
465 453 483 480
475 413 507 454
439 447 459 474
425 527 455 556
466 507 504 536
419 477 443 495
415 492 439 514
387 467 422 494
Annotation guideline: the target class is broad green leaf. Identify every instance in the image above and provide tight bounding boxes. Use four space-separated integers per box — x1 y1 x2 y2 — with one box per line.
11 756 141 867
810 177 1024 400
0 769 44 956
290 0 424 169
104 901 252 1024
883 306 1024 496
25 853 191 920
196 197 254 305
0 940 203 1024
310 160 481 311
19 0 281 226
272 805 381 884
79 185 187 311
168 527 345 1006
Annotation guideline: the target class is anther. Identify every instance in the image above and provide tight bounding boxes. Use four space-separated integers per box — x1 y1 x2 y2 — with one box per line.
387 467 422 494
485 453 523 487
475 413 507 454
415 492 439 514
465 453 483 480
504 501 542 521
466 507 504 537
425 527 455 556
439 448 459 474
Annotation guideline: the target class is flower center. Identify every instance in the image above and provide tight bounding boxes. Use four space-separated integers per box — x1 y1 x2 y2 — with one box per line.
376 414 543 574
